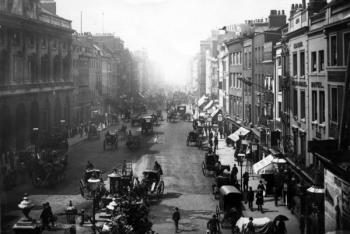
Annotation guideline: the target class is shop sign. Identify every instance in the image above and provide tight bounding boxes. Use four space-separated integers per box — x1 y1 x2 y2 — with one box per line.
218 114 223 122
252 144 258 151
294 41 303 49
292 80 307 87
311 82 324 88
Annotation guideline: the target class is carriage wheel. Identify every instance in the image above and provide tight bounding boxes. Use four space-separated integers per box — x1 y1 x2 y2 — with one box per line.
202 162 206 176
79 180 85 198
157 181 164 200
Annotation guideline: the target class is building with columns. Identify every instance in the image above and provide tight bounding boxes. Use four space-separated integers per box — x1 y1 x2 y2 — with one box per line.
0 0 73 151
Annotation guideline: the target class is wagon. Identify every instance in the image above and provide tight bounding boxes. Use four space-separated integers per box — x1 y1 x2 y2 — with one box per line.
103 131 118 150
141 170 164 200
186 131 199 146
141 116 154 134
80 169 105 200
202 153 230 176
88 123 101 140
216 186 243 230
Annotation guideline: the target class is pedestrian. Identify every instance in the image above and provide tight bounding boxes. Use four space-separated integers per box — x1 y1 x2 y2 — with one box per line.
219 127 223 139
153 134 159 144
299 214 305 234
247 187 254 211
46 202 55 227
243 171 249 191
214 136 218 150
275 220 287 234
172 207 180 233
273 185 279 206
256 189 264 213
207 214 220 234
40 203 52 231
246 217 255 234
257 180 265 195
282 181 288 206
209 131 213 140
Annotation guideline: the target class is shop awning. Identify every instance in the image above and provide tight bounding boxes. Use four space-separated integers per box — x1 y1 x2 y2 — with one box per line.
253 155 276 174
203 100 214 111
210 109 221 118
197 95 208 107
137 92 145 99
234 127 250 136
228 133 239 142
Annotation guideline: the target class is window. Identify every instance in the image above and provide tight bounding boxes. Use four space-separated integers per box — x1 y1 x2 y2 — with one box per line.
277 57 281 66
301 90 305 119
12 32 20 46
293 89 298 116
248 52 252 68
293 53 298 76
229 74 232 88
330 35 337 66
320 91 325 123
344 33 350 66
244 52 247 69
319 50 324 71
331 87 338 122
300 51 305 77
312 91 317 121
311 51 317 72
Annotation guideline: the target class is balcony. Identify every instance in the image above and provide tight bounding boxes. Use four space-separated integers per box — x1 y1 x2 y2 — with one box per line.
39 13 72 29
0 80 74 96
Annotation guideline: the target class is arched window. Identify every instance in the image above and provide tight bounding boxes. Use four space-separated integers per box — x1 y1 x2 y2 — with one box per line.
41 54 49 82
28 54 38 83
53 55 61 81
13 52 24 83
15 103 26 150
0 50 9 84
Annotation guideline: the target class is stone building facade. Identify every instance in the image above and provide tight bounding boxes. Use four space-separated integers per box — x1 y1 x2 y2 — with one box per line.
0 0 73 151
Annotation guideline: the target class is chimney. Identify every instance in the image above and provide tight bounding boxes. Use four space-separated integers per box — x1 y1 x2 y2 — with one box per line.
40 0 56 15
282 10 285 15
269 9 287 28
299 4 303 9
308 0 327 13
302 0 306 9
290 4 295 17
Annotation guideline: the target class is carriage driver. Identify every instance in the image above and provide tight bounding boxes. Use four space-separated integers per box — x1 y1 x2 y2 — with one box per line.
153 161 163 175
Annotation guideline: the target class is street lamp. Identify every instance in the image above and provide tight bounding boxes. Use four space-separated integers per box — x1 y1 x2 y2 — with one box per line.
65 200 77 224
237 153 245 191
18 193 34 220
88 176 100 233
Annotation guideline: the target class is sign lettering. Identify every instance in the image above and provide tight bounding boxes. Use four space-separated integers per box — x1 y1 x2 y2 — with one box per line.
294 42 303 49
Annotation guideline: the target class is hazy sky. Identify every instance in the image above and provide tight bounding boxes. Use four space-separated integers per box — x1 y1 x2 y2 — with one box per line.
56 0 299 86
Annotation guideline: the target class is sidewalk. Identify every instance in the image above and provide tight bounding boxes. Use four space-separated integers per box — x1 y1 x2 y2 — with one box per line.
215 138 301 234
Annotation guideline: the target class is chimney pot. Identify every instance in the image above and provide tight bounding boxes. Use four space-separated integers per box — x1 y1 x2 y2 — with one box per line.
282 10 285 15
291 4 295 10
278 10 281 15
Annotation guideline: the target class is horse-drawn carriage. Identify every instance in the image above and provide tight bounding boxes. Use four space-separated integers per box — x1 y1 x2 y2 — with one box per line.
167 110 177 122
80 168 105 200
103 131 118 150
31 156 67 188
156 110 163 121
88 123 101 140
186 131 204 147
216 185 243 230
202 152 230 176
140 170 164 200
131 113 141 126
141 116 154 135
107 162 134 195
126 135 141 150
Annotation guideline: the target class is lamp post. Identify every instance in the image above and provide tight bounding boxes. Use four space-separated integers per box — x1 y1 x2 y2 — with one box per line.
88 176 100 233
237 153 245 191
31 128 39 153
18 193 34 220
